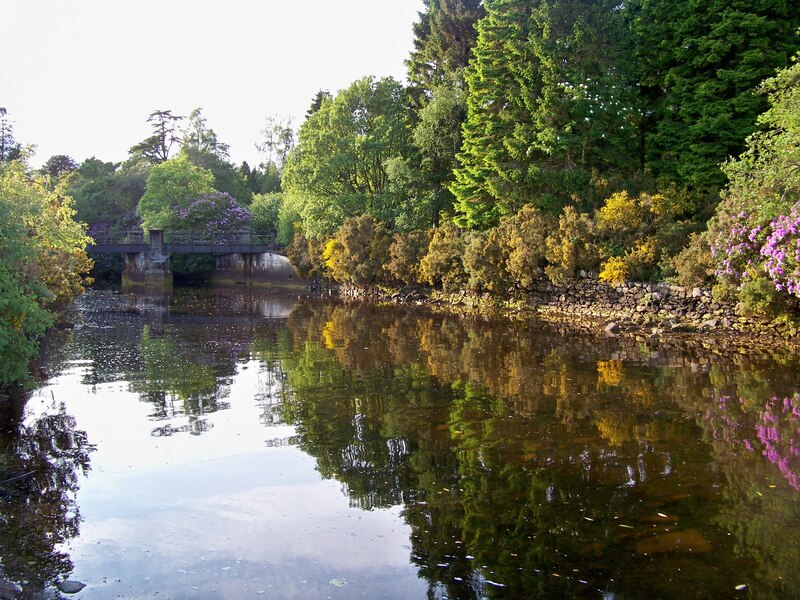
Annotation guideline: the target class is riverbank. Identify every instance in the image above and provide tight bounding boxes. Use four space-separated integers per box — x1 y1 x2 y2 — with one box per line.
322 275 799 349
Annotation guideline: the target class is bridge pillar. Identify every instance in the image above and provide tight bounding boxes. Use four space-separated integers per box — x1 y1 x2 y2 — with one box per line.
121 229 173 293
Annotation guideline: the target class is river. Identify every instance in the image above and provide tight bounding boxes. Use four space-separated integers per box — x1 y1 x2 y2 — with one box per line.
2 286 799 599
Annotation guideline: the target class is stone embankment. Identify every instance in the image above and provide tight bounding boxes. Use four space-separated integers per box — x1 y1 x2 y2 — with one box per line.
526 276 771 336
332 273 797 342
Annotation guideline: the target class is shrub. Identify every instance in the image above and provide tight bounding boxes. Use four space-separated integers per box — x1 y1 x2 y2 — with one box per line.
286 231 326 279
598 256 627 285
596 191 644 238
462 228 510 293
708 210 766 288
545 207 597 284
323 215 391 286
665 232 715 287
760 205 800 297
176 192 251 242
385 230 431 285
419 222 468 291
738 275 790 317
502 205 552 289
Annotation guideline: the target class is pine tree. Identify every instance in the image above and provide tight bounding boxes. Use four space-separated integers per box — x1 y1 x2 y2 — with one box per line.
406 0 485 92
451 0 638 228
632 0 800 195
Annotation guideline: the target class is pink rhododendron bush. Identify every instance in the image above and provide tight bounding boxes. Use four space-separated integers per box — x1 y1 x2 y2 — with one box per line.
705 53 800 315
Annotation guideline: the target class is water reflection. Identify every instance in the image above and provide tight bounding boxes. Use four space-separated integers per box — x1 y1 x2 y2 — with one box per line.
263 302 800 599
0 388 94 596
21 290 800 598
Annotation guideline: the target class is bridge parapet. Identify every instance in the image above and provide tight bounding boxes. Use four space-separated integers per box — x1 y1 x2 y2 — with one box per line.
88 229 282 255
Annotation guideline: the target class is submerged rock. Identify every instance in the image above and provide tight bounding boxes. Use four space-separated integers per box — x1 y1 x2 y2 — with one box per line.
636 530 711 555
57 580 86 594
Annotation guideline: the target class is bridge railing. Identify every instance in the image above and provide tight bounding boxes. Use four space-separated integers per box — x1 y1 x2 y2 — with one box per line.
88 230 281 253
91 230 277 247
163 230 277 247
90 230 145 245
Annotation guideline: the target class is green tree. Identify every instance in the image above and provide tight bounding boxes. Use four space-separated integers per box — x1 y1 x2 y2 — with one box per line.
0 107 22 162
181 108 230 160
179 108 251 204
719 54 800 220
249 192 283 231
136 156 216 231
128 109 184 164
410 78 468 226
451 0 639 228
256 115 295 172
631 0 800 194
70 158 147 231
406 0 485 91
306 90 331 119
0 160 93 383
41 155 78 179
282 76 415 239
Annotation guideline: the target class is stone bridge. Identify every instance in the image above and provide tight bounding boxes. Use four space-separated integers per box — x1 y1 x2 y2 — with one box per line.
88 229 300 291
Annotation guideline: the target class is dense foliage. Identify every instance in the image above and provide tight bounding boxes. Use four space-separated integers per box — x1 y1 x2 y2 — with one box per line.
631 0 800 195
277 1 799 322
0 160 93 383
451 0 639 227
282 76 415 239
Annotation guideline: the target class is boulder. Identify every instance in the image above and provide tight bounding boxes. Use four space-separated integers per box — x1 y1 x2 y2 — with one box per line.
57 581 86 594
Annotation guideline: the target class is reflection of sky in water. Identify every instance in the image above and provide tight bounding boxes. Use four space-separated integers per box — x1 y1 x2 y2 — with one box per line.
29 359 424 599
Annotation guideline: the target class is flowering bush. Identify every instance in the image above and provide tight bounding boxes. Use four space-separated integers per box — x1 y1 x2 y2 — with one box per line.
709 210 767 286
761 205 800 297
419 222 468 291
176 192 251 243
708 203 800 314
705 53 800 315
385 230 431 285
545 207 596 284
322 215 391 286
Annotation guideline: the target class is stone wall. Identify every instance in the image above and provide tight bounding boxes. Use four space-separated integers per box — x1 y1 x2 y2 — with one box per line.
527 275 770 335
334 274 794 338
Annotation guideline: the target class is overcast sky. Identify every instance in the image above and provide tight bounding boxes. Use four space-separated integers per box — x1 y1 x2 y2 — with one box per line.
2 0 425 168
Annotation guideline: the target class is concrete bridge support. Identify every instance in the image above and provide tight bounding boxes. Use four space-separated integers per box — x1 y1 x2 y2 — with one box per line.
212 252 301 287
121 229 173 293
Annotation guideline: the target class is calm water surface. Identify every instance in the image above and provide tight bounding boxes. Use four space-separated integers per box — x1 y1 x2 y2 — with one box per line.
3 287 800 599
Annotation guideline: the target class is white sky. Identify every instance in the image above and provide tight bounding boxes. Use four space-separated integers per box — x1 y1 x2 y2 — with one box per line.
2 0 425 168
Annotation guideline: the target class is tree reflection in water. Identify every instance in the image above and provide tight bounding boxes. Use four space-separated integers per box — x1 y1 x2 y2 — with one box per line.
258 301 800 599
0 388 93 596
32 289 800 598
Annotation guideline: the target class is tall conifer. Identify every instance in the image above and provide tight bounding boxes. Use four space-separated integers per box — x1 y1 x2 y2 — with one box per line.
632 0 800 195
452 0 638 228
